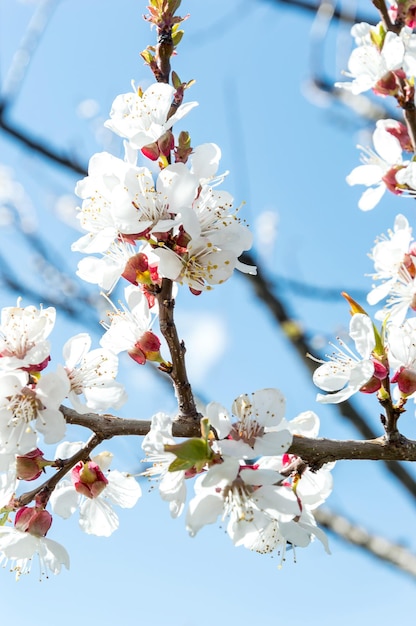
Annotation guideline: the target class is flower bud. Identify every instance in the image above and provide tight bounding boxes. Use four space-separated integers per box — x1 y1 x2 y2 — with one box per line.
141 141 161 161
360 376 382 394
391 366 416 396
128 331 166 366
122 253 152 286
15 506 53 537
16 448 47 481
71 461 108 499
157 130 174 157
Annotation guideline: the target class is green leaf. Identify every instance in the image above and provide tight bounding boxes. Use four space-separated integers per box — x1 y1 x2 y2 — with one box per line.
164 438 210 462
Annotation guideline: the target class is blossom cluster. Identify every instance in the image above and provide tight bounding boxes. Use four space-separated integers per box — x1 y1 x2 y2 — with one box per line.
337 14 416 210
142 388 333 560
309 6 416 417
10 0 416 582
0 301 141 578
72 82 255 297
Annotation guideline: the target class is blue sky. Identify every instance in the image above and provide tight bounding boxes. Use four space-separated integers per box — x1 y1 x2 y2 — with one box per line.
1 0 416 623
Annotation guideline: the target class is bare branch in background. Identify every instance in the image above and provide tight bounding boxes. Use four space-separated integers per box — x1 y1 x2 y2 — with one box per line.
2 0 60 105
315 508 416 579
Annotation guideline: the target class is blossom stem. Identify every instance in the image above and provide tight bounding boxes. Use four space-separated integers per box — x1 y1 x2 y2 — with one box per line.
372 0 397 32
157 278 201 423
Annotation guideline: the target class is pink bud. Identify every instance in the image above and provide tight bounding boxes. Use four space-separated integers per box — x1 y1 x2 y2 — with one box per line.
360 376 382 394
128 332 163 365
122 253 151 286
157 130 174 157
391 366 416 396
128 345 146 365
15 507 52 537
139 330 161 354
16 448 46 481
71 461 108 499
373 359 388 380
141 141 160 161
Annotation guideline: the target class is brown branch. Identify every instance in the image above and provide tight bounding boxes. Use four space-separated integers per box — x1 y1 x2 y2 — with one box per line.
291 433 416 466
315 507 416 579
62 405 201 438
156 279 201 423
61 405 416 465
267 0 375 25
372 0 395 31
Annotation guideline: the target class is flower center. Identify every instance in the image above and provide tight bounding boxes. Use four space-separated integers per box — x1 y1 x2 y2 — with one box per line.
222 477 255 522
7 388 40 425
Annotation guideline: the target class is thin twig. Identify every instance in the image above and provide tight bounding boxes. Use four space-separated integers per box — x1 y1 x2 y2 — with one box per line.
156 279 201 423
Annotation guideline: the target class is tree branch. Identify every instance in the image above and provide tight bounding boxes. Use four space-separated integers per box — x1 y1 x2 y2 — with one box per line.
0 106 87 176
61 405 416 465
315 507 416 579
266 0 375 25
157 279 201 423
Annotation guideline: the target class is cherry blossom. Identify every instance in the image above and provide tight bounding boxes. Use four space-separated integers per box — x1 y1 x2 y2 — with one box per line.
387 318 416 396
367 214 414 304
0 301 55 372
335 23 416 96
100 285 166 366
313 313 381 403
367 214 416 324
0 368 69 454
231 507 330 558
141 411 187 518
0 508 69 579
72 151 180 255
346 120 407 211
206 388 292 459
155 234 254 293
186 457 300 542
104 82 198 150
62 333 127 414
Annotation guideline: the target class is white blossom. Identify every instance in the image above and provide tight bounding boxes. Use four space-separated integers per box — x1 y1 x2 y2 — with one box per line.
346 121 405 210
0 368 69 454
0 527 69 579
63 333 127 414
141 411 187 518
104 82 198 149
0 302 55 372
206 388 292 459
313 314 376 403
